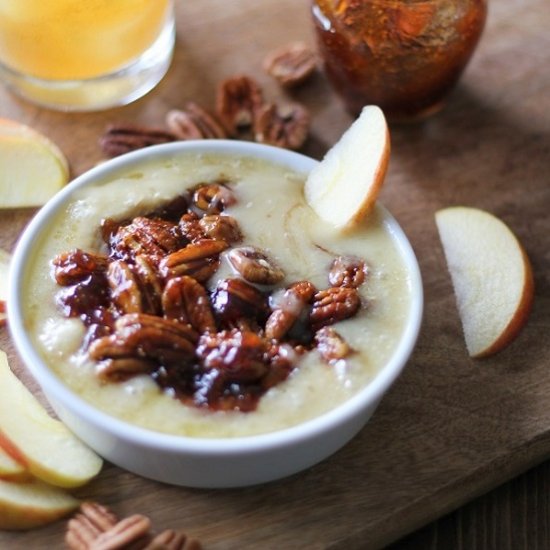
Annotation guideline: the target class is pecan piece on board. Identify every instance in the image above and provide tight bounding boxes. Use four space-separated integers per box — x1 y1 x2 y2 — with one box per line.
310 287 361 331
65 501 119 549
263 42 317 87
145 529 203 550
314 326 353 363
226 246 284 285
328 255 368 288
92 514 152 550
211 278 269 327
160 239 228 282
162 276 216 333
166 102 227 140
216 75 264 137
99 124 176 157
254 102 310 150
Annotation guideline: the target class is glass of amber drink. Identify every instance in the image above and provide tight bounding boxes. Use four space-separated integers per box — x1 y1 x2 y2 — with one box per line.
0 0 175 111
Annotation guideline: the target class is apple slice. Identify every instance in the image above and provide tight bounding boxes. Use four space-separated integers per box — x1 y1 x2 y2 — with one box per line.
0 118 69 208
0 447 28 482
435 206 534 358
0 350 103 488
304 105 390 230
0 478 78 530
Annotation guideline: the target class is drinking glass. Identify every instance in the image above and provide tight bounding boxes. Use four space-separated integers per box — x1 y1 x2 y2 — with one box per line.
0 0 175 111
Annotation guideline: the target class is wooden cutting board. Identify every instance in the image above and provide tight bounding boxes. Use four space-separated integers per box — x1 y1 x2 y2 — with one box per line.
1 0 549 548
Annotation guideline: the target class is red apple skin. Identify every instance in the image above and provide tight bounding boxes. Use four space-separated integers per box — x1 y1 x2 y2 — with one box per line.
474 245 534 358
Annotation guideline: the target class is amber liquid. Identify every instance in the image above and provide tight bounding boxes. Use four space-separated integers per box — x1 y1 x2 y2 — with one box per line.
312 0 487 120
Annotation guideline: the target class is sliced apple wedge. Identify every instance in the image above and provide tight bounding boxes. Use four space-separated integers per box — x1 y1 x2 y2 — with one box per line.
0 350 103 488
0 118 69 208
435 206 534 358
0 447 29 482
304 105 390 230
0 478 79 530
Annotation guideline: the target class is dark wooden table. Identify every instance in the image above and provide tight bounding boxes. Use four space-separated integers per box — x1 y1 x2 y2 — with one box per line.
0 0 549 548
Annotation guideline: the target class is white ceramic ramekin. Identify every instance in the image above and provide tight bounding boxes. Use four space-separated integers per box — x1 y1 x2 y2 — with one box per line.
8 140 423 488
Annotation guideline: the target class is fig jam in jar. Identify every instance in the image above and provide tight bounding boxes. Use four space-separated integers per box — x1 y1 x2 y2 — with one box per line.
312 0 487 120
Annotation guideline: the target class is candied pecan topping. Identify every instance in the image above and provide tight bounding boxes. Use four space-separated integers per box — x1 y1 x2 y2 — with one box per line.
109 217 183 262
99 124 176 157
211 278 269 327
329 255 368 288
315 326 353 363
226 246 284 285
96 357 156 382
133 255 163 315
167 102 227 140
160 239 228 282
179 212 205 242
192 182 236 214
265 283 313 341
52 249 108 286
162 276 216 333
254 102 310 150
263 42 317 87
197 329 269 382
199 214 242 243
106 260 143 314
216 75 264 137
56 273 110 320
310 287 361 331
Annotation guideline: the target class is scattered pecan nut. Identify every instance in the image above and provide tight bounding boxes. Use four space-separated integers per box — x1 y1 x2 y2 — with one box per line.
145 529 202 550
328 256 368 288
65 501 119 549
254 102 310 150
216 75 264 137
263 42 317 87
166 102 227 140
99 124 176 157
310 287 361 331
226 246 284 285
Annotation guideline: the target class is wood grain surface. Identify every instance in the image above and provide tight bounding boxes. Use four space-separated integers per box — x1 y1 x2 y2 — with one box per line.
0 0 549 548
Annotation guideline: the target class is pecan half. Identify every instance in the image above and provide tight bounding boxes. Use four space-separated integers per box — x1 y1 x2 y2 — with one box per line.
145 529 202 550
166 102 227 140
226 246 284 285
134 255 163 315
328 256 368 288
96 358 156 382
263 42 317 87
198 214 242 243
314 326 353 363
110 217 183 262
179 212 205 242
216 75 264 137
254 102 310 150
160 239 228 281
196 329 268 382
310 287 361 330
192 182 236 214
107 260 143 314
52 249 109 286
162 276 216 333
99 124 176 157
265 283 313 340
66 501 119 550
211 278 269 327
92 514 152 550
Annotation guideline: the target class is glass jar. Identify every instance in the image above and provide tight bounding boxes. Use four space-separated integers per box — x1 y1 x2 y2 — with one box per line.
312 0 487 121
